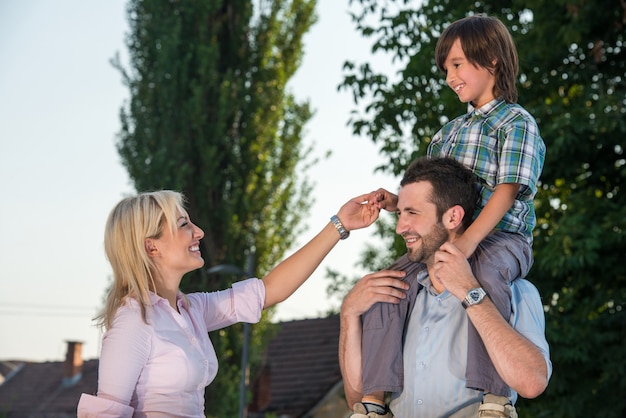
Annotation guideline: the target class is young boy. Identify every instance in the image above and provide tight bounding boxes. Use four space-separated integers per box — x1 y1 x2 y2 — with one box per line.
351 14 545 417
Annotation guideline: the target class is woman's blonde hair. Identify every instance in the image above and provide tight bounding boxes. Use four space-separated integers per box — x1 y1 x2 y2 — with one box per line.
95 190 186 329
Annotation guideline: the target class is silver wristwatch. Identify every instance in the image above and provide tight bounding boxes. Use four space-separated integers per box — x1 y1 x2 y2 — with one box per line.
330 215 350 240
462 287 487 309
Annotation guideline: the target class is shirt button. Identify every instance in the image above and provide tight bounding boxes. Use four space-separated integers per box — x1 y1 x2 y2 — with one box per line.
203 360 209 365
417 399 423 405
424 326 429 332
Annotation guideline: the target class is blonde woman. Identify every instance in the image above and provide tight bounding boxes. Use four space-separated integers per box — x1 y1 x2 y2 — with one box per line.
77 189 381 417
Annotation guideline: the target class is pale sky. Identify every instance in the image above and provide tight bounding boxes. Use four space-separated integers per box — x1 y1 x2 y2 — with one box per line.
0 0 397 362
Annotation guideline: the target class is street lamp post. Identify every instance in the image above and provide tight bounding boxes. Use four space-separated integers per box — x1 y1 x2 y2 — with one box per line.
206 251 255 418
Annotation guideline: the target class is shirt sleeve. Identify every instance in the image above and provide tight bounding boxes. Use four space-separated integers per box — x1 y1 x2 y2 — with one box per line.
77 393 134 418
510 279 553 380
498 112 546 194
189 277 265 332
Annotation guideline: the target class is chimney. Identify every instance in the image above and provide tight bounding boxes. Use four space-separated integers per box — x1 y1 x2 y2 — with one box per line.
62 340 83 387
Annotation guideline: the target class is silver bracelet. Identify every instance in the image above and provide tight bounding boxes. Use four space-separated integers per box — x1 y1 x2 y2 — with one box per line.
330 215 350 240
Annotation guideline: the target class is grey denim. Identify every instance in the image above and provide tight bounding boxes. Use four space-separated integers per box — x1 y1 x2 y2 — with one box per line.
361 231 532 397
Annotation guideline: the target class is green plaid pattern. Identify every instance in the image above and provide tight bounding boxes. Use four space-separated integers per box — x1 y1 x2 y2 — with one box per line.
427 99 546 239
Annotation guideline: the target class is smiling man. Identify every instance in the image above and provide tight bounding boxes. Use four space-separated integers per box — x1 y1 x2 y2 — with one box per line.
339 157 551 418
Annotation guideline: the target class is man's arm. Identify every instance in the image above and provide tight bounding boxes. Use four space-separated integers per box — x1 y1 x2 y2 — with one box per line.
339 305 364 407
338 271 409 407
433 242 549 398
464 294 548 398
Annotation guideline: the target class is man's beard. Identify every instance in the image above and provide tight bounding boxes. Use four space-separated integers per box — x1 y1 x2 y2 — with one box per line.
406 222 448 264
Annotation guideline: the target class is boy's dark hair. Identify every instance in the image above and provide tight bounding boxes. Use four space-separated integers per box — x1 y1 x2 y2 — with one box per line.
400 157 480 231
435 14 519 103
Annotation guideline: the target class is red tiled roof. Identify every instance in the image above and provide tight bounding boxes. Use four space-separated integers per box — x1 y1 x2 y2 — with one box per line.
0 358 98 417
248 315 343 416
0 316 344 417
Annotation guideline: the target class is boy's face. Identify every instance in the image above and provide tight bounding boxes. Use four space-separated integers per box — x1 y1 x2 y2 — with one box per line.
443 38 496 108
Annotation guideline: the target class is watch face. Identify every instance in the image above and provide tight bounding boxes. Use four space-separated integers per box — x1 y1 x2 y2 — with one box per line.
463 288 486 309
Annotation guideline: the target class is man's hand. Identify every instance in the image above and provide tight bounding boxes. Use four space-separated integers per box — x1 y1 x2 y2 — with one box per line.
341 270 409 318
432 241 481 301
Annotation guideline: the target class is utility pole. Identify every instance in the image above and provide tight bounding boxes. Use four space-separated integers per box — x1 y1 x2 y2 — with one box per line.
206 250 255 418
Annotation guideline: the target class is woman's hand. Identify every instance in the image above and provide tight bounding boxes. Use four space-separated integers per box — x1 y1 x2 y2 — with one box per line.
335 188 399 232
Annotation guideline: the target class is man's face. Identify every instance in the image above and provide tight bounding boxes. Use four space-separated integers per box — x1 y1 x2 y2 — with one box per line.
395 181 449 265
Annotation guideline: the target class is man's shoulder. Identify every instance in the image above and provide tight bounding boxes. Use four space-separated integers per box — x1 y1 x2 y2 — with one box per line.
511 278 542 301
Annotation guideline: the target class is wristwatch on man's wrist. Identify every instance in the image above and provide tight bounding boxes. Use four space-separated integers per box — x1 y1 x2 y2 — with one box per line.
462 287 488 309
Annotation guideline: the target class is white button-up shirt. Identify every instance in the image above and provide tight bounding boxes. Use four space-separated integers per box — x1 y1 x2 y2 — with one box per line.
77 278 265 417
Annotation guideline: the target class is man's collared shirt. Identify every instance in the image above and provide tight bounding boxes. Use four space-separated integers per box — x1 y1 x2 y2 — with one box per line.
389 271 552 418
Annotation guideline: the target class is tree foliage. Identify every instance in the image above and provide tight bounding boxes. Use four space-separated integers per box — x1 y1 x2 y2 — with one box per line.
338 0 626 416
113 0 317 415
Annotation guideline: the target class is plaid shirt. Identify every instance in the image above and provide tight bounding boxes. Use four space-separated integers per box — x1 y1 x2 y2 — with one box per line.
427 98 545 240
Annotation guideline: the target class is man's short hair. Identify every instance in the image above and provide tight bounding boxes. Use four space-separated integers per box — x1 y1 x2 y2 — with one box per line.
400 157 480 230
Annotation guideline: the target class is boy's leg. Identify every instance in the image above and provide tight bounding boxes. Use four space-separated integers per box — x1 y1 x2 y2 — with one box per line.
466 232 533 396
360 254 423 395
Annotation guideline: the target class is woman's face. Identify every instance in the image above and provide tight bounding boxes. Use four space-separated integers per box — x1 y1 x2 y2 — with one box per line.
150 210 205 278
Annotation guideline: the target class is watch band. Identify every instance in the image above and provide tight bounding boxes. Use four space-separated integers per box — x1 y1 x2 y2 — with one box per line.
330 215 350 240
462 287 488 309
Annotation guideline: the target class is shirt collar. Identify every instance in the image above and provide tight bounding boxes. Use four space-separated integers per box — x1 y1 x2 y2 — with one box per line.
415 266 432 289
146 290 185 307
467 97 504 117
416 267 453 298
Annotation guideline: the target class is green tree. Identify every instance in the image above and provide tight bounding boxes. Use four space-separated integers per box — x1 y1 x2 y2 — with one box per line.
337 0 626 416
113 0 317 415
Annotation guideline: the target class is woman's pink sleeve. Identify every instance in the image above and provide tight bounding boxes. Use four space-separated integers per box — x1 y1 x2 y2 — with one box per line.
77 393 134 417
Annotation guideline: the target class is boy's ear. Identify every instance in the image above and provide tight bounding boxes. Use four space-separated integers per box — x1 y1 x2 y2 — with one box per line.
443 205 465 229
145 238 159 257
488 59 498 75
